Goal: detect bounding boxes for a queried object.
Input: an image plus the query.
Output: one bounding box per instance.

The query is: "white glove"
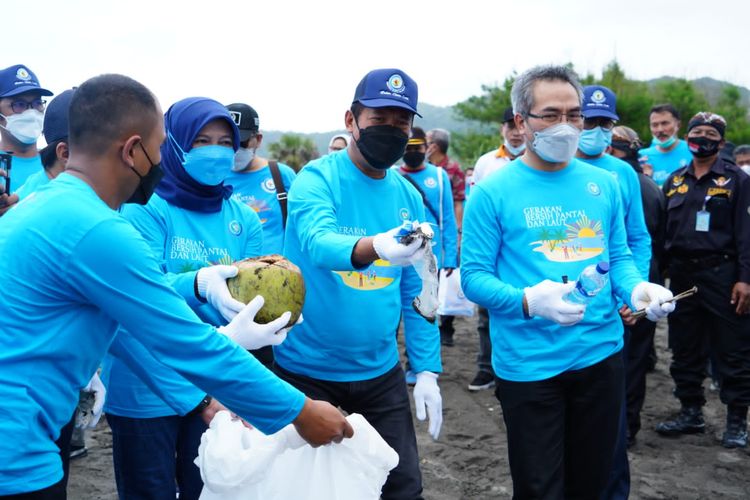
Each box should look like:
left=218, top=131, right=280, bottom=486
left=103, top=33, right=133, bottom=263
left=197, top=265, right=246, bottom=322
left=82, top=372, right=106, bottom=429
left=217, top=295, right=291, bottom=350
left=631, top=282, right=675, bottom=321
left=373, top=221, right=425, bottom=266
left=413, top=371, right=442, bottom=440
left=524, top=280, right=585, bottom=326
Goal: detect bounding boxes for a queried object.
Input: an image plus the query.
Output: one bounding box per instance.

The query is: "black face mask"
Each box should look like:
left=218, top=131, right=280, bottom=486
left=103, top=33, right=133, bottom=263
left=126, top=142, right=164, bottom=205
left=353, top=121, right=409, bottom=170
left=688, top=136, right=721, bottom=159
left=402, top=151, right=425, bottom=168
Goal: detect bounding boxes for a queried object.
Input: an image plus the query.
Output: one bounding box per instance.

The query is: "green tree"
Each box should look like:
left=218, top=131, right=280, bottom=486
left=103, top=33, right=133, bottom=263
left=714, top=85, right=750, bottom=145
left=268, top=134, right=319, bottom=171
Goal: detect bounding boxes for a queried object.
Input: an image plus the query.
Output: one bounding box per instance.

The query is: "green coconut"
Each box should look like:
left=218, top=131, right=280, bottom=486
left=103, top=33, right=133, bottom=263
left=226, top=255, right=306, bottom=327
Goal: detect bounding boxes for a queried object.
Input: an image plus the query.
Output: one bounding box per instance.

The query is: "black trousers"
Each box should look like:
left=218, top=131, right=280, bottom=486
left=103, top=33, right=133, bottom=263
left=625, top=319, right=657, bottom=438
left=274, top=362, right=423, bottom=500
left=0, top=481, right=66, bottom=500
left=668, top=261, right=750, bottom=407
left=495, top=352, right=624, bottom=500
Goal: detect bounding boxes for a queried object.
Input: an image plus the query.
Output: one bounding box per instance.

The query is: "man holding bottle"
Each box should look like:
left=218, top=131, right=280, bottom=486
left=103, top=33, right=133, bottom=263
left=461, top=65, right=675, bottom=500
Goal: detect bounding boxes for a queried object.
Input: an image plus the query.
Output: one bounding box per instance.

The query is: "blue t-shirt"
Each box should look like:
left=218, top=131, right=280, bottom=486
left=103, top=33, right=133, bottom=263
left=276, top=150, right=442, bottom=381
left=14, top=168, right=50, bottom=200
left=638, top=140, right=692, bottom=187
left=102, top=194, right=264, bottom=418
left=578, top=154, right=651, bottom=281
left=460, top=159, right=643, bottom=382
left=0, top=174, right=304, bottom=494
left=398, top=163, right=459, bottom=268
left=0, top=153, right=43, bottom=194
left=227, top=163, right=296, bottom=254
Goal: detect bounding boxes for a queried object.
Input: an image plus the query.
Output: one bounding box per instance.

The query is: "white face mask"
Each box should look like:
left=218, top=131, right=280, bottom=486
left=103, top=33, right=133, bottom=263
left=233, top=147, right=256, bottom=172
left=741, top=165, right=750, bottom=175
left=2, top=109, right=44, bottom=145
left=530, top=123, right=581, bottom=163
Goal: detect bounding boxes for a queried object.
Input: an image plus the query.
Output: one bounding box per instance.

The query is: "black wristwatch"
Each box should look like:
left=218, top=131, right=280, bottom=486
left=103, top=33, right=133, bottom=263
left=188, top=395, right=212, bottom=416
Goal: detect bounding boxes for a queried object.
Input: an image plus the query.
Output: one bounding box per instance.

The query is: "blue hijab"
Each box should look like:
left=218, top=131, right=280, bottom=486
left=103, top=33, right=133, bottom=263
left=155, top=97, right=240, bottom=213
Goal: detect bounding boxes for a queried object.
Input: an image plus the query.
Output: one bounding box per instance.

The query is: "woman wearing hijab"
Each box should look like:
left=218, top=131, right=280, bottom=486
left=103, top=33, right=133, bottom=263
left=101, top=97, right=293, bottom=499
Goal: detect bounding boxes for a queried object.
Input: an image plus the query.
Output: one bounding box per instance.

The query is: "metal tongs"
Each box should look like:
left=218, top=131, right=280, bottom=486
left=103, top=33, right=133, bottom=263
left=631, top=286, right=698, bottom=320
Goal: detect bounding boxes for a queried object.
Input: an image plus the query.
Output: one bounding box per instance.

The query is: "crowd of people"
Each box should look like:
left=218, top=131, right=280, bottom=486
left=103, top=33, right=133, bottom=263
left=0, top=61, right=747, bottom=500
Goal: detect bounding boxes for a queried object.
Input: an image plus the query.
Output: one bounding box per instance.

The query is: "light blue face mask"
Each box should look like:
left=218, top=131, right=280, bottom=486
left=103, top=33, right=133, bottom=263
left=504, top=139, right=526, bottom=157
left=578, top=127, right=613, bottom=156
left=531, top=123, right=581, bottom=163
left=170, top=132, right=235, bottom=185
left=653, top=135, right=677, bottom=149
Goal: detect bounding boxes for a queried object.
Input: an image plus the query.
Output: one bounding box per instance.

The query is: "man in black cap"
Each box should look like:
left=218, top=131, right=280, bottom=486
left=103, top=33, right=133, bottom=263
left=15, top=89, right=75, bottom=200
left=274, top=68, right=442, bottom=499
left=0, top=64, right=54, bottom=201
left=656, top=111, right=750, bottom=448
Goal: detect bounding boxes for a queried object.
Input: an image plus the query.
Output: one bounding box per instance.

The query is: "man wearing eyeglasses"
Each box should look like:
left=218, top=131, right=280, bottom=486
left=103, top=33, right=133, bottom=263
left=461, top=65, right=675, bottom=499
left=0, top=65, right=53, bottom=210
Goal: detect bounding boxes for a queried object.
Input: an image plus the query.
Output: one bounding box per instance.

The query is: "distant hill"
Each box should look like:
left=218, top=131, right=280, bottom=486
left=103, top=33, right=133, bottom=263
left=259, top=77, right=749, bottom=157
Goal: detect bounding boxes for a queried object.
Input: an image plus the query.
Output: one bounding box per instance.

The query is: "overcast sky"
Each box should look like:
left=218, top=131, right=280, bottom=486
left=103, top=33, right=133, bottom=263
left=13, top=0, right=749, bottom=132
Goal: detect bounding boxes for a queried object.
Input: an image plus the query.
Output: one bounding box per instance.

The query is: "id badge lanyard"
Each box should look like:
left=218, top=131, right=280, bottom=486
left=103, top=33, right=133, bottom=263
left=695, top=195, right=711, bottom=232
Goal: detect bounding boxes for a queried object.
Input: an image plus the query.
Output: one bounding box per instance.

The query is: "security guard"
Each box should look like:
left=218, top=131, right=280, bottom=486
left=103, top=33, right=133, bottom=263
left=657, top=112, right=750, bottom=448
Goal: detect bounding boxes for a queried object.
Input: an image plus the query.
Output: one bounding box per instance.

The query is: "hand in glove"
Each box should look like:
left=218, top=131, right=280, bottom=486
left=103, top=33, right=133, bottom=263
left=196, top=265, right=245, bottom=322
left=80, top=372, right=106, bottom=429
left=631, top=282, right=675, bottom=321
left=524, top=280, right=585, bottom=326
left=217, top=295, right=291, bottom=350
left=373, top=221, right=425, bottom=266
left=413, top=371, right=442, bottom=440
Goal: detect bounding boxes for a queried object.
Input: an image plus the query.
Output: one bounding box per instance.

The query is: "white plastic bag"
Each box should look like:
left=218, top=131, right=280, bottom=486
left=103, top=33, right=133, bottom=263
left=196, top=411, right=399, bottom=500
left=437, top=268, right=475, bottom=317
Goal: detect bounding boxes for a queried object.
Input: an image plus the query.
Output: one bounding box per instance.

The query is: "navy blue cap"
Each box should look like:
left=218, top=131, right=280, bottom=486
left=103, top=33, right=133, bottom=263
left=43, top=89, right=75, bottom=143
left=0, top=64, right=53, bottom=98
left=582, top=85, right=619, bottom=121
left=352, top=68, right=421, bottom=117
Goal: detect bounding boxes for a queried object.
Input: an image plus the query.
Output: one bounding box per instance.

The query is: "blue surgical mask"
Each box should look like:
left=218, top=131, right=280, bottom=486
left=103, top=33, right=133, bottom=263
left=530, top=123, right=581, bottom=163
left=578, top=127, right=613, bottom=156
left=504, top=139, right=526, bottom=157
left=170, top=133, right=234, bottom=185
left=654, top=135, right=676, bottom=149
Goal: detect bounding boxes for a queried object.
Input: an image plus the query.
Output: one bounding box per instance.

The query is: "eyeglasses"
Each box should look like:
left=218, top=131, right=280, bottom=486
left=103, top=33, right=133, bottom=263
left=526, top=111, right=584, bottom=125
left=583, top=117, right=616, bottom=131
left=9, top=98, right=46, bottom=114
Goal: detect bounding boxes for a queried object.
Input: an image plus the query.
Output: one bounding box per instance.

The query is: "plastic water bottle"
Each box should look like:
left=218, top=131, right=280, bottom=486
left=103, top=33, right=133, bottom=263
left=564, top=262, right=610, bottom=305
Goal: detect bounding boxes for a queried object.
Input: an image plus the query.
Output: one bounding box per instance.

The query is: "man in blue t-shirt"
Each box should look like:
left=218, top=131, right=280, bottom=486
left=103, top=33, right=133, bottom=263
left=638, top=104, right=693, bottom=187
left=461, top=65, right=675, bottom=500
left=275, top=68, right=442, bottom=500
left=0, top=74, right=352, bottom=497
left=0, top=64, right=53, bottom=215
left=576, top=84, right=652, bottom=499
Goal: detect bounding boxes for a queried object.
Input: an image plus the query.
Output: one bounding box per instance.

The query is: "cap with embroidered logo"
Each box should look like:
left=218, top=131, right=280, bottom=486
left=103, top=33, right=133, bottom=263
left=0, top=64, right=53, bottom=98
left=352, top=68, right=421, bottom=117
left=226, top=103, right=259, bottom=142
left=582, top=85, right=619, bottom=121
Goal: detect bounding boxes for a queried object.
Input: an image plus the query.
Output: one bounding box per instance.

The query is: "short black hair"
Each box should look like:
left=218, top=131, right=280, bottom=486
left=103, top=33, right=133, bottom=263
left=39, top=139, right=63, bottom=169
left=351, top=102, right=365, bottom=120
left=69, top=74, right=158, bottom=155
left=410, top=126, right=426, bottom=142
left=650, top=103, right=680, bottom=120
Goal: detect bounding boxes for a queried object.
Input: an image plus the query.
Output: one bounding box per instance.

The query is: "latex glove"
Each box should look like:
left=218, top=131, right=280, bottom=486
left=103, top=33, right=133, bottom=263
left=413, top=371, right=442, bottom=440
left=217, top=295, right=291, bottom=350
left=196, top=265, right=245, bottom=322
left=631, top=282, right=675, bottom=321
left=82, top=372, right=106, bottom=429
left=373, top=221, right=425, bottom=266
left=278, top=313, right=304, bottom=336
left=524, top=280, right=585, bottom=326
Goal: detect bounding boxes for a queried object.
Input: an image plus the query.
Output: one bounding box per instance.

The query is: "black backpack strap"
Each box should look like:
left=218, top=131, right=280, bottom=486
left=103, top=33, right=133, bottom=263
left=400, top=172, right=440, bottom=222
left=268, top=160, right=288, bottom=228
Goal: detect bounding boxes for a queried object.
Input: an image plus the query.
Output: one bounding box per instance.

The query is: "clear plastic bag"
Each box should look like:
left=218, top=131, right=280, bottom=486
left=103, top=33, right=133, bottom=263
left=197, top=412, right=399, bottom=500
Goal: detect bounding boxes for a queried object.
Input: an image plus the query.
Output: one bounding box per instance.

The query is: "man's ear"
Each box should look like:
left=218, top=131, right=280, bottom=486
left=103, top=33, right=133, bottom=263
left=56, top=141, right=69, bottom=164
left=121, top=135, right=142, bottom=169
left=345, top=110, right=356, bottom=135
